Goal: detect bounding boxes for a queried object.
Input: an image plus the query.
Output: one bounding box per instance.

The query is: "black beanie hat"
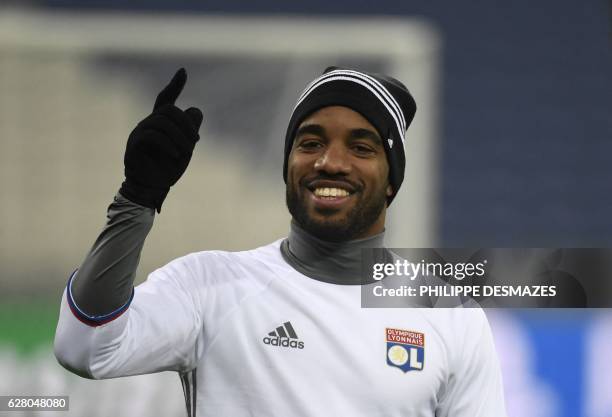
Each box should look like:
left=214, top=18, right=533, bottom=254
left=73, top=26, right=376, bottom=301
left=282, top=66, right=417, bottom=204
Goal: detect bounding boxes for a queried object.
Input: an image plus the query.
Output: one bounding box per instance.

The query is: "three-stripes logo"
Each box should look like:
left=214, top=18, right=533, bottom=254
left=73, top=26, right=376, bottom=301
left=263, top=321, right=304, bottom=349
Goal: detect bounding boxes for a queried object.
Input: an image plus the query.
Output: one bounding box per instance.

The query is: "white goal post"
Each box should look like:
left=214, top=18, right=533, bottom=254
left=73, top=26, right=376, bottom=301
left=0, top=9, right=440, bottom=292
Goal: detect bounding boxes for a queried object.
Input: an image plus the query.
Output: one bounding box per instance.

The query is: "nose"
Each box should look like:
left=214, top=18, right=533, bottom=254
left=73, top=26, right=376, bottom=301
left=314, top=142, right=351, bottom=175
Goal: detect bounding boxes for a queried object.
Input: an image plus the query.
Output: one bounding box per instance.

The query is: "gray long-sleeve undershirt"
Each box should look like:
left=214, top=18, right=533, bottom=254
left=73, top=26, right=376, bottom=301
left=71, top=192, right=154, bottom=316
left=70, top=193, right=422, bottom=316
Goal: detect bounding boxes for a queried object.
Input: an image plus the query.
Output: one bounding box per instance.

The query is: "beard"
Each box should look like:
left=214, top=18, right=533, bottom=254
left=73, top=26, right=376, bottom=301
left=286, top=178, right=387, bottom=242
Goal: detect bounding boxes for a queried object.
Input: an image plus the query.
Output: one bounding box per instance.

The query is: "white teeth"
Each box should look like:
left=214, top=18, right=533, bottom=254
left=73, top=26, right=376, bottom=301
left=314, top=187, right=350, bottom=198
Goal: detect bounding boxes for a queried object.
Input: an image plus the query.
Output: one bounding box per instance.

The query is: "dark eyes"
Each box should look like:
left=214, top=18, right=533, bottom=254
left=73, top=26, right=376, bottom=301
left=297, top=139, right=323, bottom=150
left=296, top=139, right=376, bottom=156
left=352, top=144, right=375, bottom=155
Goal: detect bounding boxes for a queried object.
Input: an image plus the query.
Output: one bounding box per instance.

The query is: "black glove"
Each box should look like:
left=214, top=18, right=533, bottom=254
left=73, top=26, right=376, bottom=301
left=119, top=68, right=203, bottom=212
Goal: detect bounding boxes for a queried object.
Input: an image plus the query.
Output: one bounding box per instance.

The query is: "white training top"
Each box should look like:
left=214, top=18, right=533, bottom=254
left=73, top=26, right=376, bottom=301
left=54, top=239, right=506, bottom=417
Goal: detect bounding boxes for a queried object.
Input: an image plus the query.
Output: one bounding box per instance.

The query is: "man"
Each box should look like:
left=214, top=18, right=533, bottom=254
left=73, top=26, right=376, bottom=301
left=54, top=67, right=506, bottom=416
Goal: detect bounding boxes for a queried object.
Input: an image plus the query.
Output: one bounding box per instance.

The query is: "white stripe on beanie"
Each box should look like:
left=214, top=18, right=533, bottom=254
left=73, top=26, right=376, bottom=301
left=298, top=69, right=406, bottom=130
left=294, top=69, right=406, bottom=144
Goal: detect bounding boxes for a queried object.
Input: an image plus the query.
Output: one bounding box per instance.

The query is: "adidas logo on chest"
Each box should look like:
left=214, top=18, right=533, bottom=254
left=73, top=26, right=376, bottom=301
left=262, top=321, right=304, bottom=349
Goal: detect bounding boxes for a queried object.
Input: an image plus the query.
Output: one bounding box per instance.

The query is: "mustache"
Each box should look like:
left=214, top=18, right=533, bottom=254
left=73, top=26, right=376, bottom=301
left=301, top=174, right=362, bottom=192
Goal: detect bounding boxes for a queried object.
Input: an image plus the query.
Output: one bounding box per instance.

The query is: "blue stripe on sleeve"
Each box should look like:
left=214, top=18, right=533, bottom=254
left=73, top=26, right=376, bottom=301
left=66, top=269, right=134, bottom=327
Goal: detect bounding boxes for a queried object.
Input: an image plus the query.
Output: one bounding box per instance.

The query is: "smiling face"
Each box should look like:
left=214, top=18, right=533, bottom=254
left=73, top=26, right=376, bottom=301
left=286, top=106, right=393, bottom=242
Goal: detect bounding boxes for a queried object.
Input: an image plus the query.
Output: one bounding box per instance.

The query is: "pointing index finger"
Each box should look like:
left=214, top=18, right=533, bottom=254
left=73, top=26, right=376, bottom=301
left=154, top=68, right=187, bottom=111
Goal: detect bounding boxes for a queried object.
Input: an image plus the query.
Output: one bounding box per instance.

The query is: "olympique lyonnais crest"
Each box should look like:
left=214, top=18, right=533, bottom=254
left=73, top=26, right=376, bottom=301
left=386, top=328, right=425, bottom=373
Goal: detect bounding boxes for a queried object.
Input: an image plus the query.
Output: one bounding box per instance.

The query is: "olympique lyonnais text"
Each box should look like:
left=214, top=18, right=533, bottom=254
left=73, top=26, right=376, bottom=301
left=372, top=285, right=557, bottom=298
left=386, top=328, right=424, bottom=346
left=372, top=260, right=487, bottom=281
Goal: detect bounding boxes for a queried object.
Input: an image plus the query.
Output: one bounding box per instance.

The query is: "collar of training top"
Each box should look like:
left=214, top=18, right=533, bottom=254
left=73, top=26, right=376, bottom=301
left=280, top=221, right=393, bottom=285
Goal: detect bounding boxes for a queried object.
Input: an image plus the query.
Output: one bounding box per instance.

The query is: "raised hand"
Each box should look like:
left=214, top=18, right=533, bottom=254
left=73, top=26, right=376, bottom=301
left=119, top=68, right=203, bottom=212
